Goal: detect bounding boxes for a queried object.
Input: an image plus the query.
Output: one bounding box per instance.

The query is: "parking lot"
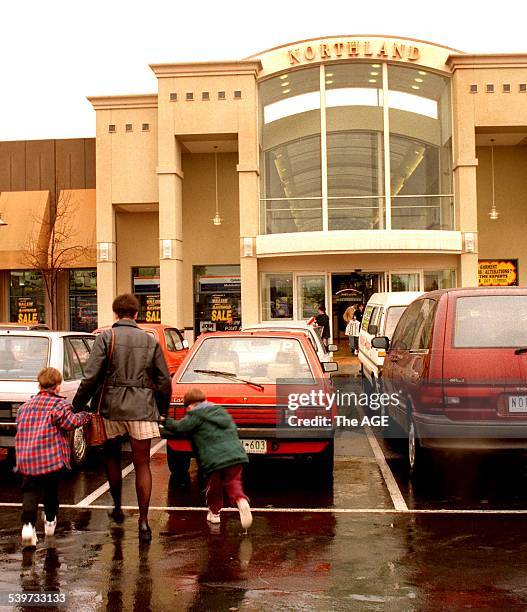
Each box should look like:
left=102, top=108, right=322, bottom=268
left=1, top=369, right=527, bottom=611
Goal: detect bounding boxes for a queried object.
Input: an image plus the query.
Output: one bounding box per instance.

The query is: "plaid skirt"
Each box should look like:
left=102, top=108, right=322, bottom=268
left=103, top=418, right=160, bottom=440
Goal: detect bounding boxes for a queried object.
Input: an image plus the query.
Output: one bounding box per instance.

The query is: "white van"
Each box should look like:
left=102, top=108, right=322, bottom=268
left=358, top=292, right=423, bottom=388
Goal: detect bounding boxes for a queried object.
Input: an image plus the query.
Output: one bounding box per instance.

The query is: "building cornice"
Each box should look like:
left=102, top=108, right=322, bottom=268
left=87, top=94, right=158, bottom=110
left=447, top=53, right=527, bottom=69
left=149, top=60, right=262, bottom=78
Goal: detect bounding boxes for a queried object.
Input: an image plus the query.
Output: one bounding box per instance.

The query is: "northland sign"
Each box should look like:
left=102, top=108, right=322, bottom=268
left=288, top=40, right=421, bottom=65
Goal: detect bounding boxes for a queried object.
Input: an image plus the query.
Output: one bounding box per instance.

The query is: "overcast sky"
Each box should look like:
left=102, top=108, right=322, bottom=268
left=1, top=0, right=526, bottom=141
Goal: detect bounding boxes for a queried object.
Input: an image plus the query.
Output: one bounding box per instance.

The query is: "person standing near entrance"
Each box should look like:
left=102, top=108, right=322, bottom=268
left=72, top=293, right=171, bottom=542
left=314, top=304, right=331, bottom=348
left=355, top=303, right=365, bottom=324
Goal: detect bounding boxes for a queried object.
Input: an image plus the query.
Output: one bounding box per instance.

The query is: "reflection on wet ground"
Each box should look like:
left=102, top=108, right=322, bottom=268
left=1, top=508, right=527, bottom=610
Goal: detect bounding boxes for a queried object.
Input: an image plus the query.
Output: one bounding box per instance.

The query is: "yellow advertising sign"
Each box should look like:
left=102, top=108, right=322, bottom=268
left=478, top=260, right=518, bottom=287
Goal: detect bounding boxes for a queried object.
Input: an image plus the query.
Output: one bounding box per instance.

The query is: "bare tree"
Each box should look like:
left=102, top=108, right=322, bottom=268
left=22, top=191, right=92, bottom=330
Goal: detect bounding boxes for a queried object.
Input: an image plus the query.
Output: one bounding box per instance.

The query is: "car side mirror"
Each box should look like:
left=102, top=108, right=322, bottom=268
left=371, top=336, right=389, bottom=350
left=322, top=362, right=338, bottom=373
left=327, top=344, right=338, bottom=352
left=367, top=324, right=378, bottom=335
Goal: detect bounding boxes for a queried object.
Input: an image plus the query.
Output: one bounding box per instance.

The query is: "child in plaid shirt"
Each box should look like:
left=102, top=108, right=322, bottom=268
left=15, top=367, right=91, bottom=548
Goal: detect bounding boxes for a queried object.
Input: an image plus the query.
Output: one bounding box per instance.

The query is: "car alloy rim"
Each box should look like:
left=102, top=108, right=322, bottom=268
left=73, top=427, right=87, bottom=462
left=408, top=421, right=416, bottom=470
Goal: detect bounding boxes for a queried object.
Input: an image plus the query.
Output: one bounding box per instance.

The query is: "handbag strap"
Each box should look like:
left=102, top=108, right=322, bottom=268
left=95, top=329, right=115, bottom=416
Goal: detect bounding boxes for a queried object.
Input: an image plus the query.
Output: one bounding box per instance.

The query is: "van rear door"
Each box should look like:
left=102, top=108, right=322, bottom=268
left=443, top=292, right=527, bottom=421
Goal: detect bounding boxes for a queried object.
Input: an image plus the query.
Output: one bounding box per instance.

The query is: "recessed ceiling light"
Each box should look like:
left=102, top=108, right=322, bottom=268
left=415, top=78, right=423, bottom=83
left=279, top=74, right=288, bottom=80
left=370, top=71, right=379, bottom=76
left=326, top=80, right=333, bottom=85
left=369, top=79, right=377, bottom=83
left=326, top=72, right=334, bottom=77
left=412, top=85, right=420, bottom=90
left=282, top=89, right=291, bottom=94
left=418, top=70, right=426, bottom=75
left=372, top=64, right=381, bottom=68
left=281, top=81, right=289, bottom=87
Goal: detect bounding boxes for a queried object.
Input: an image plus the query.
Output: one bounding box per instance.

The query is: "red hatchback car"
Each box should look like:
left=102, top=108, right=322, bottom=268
left=93, top=323, right=189, bottom=377
left=166, top=330, right=338, bottom=476
left=374, top=287, right=527, bottom=476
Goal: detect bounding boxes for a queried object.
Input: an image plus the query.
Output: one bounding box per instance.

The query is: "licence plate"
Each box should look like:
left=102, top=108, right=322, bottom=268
left=508, top=396, right=527, bottom=413
left=241, top=439, right=267, bottom=454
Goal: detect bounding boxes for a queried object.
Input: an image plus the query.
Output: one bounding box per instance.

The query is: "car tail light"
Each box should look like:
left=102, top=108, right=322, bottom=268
left=416, top=384, right=444, bottom=414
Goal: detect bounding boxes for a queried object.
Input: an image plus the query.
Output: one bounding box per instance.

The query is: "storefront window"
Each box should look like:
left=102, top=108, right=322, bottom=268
left=9, top=271, right=45, bottom=324
left=258, top=63, right=453, bottom=234
left=261, top=273, right=294, bottom=320
left=132, top=267, right=161, bottom=323
left=424, top=270, right=455, bottom=291
left=297, top=275, right=325, bottom=320
left=260, top=68, right=322, bottom=234
left=69, top=269, right=97, bottom=332
left=390, top=273, right=420, bottom=292
left=194, top=265, right=241, bottom=334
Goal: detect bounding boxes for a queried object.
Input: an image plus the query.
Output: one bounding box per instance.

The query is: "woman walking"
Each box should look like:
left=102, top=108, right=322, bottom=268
left=73, top=294, right=171, bottom=541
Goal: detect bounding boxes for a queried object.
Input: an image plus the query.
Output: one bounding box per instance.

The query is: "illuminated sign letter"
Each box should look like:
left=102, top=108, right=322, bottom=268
left=320, top=43, right=331, bottom=58
left=408, top=46, right=420, bottom=61
left=334, top=42, right=344, bottom=57
left=288, top=49, right=301, bottom=65
left=363, top=41, right=373, bottom=56
left=304, top=45, right=316, bottom=61
left=377, top=43, right=389, bottom=58
left=347, top=41, right=360, bottom=56
left=392, top=43, right=405, bottom=59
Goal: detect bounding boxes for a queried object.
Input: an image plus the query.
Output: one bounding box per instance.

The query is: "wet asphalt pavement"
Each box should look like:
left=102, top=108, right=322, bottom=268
left=1, top=375, right=527, bottom=609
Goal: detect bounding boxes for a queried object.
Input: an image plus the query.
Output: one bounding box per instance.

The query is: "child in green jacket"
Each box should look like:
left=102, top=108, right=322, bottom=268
left=162, top=388, right=252, bottom=529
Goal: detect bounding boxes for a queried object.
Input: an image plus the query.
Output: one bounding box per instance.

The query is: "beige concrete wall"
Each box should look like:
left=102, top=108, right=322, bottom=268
left=115, top=212, right=159, bottom=295
left=476, top=145, right=527, bottom=285
left=181, top=152, right=240, bottom=327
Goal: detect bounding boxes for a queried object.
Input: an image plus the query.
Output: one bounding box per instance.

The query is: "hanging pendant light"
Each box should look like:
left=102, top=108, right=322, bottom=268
left=212, top=147, right=222, bottom=226
left=489, top=139, right=499, bottom=220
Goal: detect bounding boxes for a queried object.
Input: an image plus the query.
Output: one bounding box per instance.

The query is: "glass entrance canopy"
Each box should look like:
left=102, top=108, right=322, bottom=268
left=259, top=63, right=453, bottom=234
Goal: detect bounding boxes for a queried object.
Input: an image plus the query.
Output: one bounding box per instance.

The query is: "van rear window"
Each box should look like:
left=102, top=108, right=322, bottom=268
left=384, top=306, right=406, bottom=338
left=454, top=296, right=527, bottom=348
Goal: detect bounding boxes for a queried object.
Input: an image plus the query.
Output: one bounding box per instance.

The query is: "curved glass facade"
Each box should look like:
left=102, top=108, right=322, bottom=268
left=259, top=62, right=453, bottom=234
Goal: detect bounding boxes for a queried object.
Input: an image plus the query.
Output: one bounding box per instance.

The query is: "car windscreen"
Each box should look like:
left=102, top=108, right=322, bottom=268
left=383, top=306, right=406, bottom=339
left=454, top=295, right=527, bottom=348
left=180, top=336, right=315, bottom=384
left=0, top=336, right=50, bottom=380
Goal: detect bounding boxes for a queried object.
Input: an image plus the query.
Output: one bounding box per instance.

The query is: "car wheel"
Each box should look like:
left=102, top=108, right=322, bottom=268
left=70, top=427, right=88, bottom=468
left=167, top=447, right=191, bottom=476
left=408, top=417, right=429, bottom=479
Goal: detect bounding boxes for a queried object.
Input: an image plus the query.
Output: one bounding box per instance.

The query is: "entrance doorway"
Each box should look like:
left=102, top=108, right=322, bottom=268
left=331, top=272, right=382, bottom=345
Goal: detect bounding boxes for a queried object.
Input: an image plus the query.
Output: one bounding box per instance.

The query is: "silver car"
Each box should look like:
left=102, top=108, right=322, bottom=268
left=242, top=321, right=337, bottom=363
left=0, top=330, right=95, bottom=467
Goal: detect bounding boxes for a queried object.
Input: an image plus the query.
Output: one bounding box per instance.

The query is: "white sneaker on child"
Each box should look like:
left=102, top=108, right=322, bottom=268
left=207, top=511, right=221, bottom=524
left=236, top=498, right=253, bottom=530
left=42, top=512, right=57, bottom=537
left=21, top=523, right=37, bottom=548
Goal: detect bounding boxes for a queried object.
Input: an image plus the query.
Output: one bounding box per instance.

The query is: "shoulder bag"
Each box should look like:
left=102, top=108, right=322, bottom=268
left=87, top=329, right=115, bottom=446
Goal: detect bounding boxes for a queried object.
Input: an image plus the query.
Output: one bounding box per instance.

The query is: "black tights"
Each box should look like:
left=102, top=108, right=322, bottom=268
left=103, top=437, right=152, bottom=525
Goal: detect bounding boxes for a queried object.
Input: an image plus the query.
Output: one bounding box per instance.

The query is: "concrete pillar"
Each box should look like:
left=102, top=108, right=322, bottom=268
left=238, top=105, right=260, bottom=326
left=451, top=70, right=479, bottom=288
left=158, top=137, right=184, bottom=328
left=95, top=203, right=116, bottom=327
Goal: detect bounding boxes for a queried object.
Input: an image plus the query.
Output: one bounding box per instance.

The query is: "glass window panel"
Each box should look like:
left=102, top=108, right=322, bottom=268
left=424, top=270, right=455, bottom=292
left=0, top=337, right=49, bottom=381
left=9, top=271, right=46, bottom=324
left=261, top=274, right=293, bottom=320
left=390, top=273, right=420, bottom=292
left=297, top=276, right=325, bottom=320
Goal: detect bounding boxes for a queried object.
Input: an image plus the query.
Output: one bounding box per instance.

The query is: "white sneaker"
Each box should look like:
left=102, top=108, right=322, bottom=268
left=236, top=498, right=253, bottom=530
left=206, top=511, right=221, bottom=524
left=21, top=523, right=37, bottom=548
left=43, top=513, right=57, bottom=537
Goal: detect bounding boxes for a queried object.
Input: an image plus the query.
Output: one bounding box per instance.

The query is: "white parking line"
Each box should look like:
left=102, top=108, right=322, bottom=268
left=74, top=438, right=166, bottom=507
left=361, top=424, right=408, bottom=512
left=2, top=502, right=527, bottom=514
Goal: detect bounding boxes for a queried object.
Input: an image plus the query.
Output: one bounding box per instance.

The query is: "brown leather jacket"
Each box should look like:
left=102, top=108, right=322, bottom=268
left=72, top=318, right=171, bottom=421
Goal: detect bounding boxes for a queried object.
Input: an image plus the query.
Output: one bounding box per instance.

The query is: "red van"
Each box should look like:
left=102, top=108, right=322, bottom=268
left=166, top=330, right=338, bottom=476
left=373, top=287, right=527, bottom=476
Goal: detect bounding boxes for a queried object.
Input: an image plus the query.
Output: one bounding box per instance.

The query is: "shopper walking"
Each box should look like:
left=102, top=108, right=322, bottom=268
left=16, top=367, right=92, bottom=548
left=314, top=304, right=331, bottom=348
left=161, top=388, right=252, bottom=530
left=72, top=293, right=171, bottom=542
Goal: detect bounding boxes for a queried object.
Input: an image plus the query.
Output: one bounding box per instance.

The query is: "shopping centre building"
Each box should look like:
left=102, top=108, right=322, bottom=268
left=0, top=35, right=526, bottom=340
